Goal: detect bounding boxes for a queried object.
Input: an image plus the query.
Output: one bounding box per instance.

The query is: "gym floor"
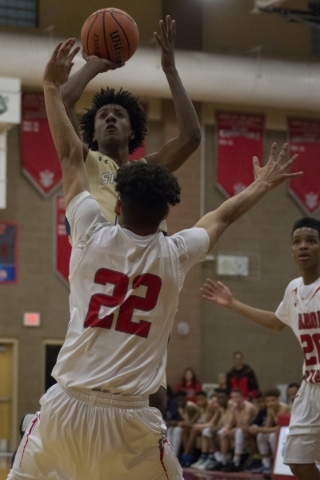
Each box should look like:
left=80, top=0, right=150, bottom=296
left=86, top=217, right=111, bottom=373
left=183, top=470, right=264, bottom=480
left=0, top=455, right=265, bottom=480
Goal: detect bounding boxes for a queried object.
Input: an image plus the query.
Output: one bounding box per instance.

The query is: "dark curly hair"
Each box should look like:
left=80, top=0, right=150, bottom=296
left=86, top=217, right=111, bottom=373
left=80, top=88, right=148, bottom=154
left=115, top=161, right=181, bottom=228
left=292, top=217, right=320, bottom=238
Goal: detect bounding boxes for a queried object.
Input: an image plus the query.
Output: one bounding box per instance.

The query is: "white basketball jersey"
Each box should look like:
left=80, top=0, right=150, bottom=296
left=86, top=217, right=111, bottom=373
left=276, top=276, right=320, bottom=383
left=52, top=192, right=209, bottom=396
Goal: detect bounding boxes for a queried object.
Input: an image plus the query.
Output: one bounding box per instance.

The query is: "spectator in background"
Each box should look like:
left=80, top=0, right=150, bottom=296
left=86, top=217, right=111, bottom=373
left=180, top=391, right=215, bottom=467
left=286, top=383, right=300, bottom=406
left=251, top=388, right=290, bottom=477
left=165, top=391, right=200, bottom=457
left=175, top=367, right=202, bottom=403
left=190, top=389, right=229, bottom=470
left=214, top=388, right=257, bottom=473
left=226, top=352, right=259, bottom=400
left=246, top=392, right=267, bottom=471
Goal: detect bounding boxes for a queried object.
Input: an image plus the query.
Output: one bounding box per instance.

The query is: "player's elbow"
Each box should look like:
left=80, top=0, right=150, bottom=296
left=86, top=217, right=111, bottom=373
left=271, top=319, right=285, bottom=332
left=182, top=126, right=201, bottom=152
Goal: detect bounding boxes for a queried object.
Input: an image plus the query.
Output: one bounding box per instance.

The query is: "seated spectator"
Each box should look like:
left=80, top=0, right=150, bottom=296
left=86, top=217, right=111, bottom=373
left=226, top=351, right=259, bottom=400
left=246, top=392, right=267, bottom=471
left=175, top=367, right=202, bottom=403
left=165, top=390, right=200, bottom=456
left=250, top=388, right=290, bottom=477
left=286, top=382, right=300, bottom=407
left=190, top=389, right=229, bottom=470
left=213, top=388, right=257, bottom=472
left=179, top=391, right=216, bottom=467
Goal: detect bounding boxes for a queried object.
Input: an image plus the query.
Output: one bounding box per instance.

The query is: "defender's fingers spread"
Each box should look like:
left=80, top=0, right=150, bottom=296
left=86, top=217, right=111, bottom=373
left=269, top=142, right=277, bottom=160
left=280, top=142, right=288, bottom=155
left=252, top=156, right=259, bottom=171
left=287, top=154, right=299, bottom=164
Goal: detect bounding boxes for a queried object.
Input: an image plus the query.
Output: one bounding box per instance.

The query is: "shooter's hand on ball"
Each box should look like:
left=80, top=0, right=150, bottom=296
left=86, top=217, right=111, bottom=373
left=81, top=50, right=125, bottom=72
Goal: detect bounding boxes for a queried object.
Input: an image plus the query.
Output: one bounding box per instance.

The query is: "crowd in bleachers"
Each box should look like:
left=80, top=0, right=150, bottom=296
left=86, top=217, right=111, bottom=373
left=164, top=353, right=300, bottom=478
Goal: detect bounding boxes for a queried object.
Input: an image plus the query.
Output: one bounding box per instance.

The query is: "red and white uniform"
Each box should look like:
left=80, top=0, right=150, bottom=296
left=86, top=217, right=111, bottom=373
left=53, top=192, right=209, bottom=395
left=9, top=192, right=209, bottom=480
left=276, top=276, right=320, bottom=384
left=275, top=276, right=320, bottom=464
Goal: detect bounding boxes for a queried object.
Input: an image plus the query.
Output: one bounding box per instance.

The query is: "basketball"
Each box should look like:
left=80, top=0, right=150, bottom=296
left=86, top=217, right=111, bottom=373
left=81, top=8, right=139, bottom=63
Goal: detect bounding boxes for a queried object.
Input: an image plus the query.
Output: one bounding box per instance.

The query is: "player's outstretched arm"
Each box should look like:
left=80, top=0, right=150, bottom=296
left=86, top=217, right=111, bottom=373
left=201, top=278, right=285, bottom=331
left=201, top=279, right=285, bottom=331
left=195, top=143, right=302, bottom=250
left=145, top=15, right=201, bottom=172
left=43, top=39, right=89, bottom=208
left=60, top=50, right=124, bottom=157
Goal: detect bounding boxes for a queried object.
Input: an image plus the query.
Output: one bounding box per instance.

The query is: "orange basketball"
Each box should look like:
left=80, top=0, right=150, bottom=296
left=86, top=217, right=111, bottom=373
left=81, top=8, right=139, bottom=63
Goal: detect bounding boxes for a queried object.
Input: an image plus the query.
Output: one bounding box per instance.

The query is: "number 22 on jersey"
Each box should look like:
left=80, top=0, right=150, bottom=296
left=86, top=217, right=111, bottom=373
left=84, top=268, right=162, bottom=338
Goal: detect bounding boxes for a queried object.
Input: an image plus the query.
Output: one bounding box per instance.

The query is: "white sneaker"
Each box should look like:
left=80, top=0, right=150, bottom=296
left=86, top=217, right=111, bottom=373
left=190, top=456, right=208, bottom=469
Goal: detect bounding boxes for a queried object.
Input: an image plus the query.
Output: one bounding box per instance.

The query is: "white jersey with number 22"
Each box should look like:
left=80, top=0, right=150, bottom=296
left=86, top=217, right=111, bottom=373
left=52, top=192, right=209, bottom=396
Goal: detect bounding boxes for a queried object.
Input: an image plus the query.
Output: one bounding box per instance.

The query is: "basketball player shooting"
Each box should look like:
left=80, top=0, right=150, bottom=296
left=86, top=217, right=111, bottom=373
left=8, top=39, right=302, bottom=480
left=202, top=219, right=320, bottom=480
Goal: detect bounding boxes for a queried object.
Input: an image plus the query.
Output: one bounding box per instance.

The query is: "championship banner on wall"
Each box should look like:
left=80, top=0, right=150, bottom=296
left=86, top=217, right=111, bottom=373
left=0, top=222, right=18, bottom=284
left=216, top=111, right=265, bottom=198
left=54, top=195, right=71, bottom=287
left=21, top=93, right=62, bottom=197
left=288, top=118, right=320, bottom=215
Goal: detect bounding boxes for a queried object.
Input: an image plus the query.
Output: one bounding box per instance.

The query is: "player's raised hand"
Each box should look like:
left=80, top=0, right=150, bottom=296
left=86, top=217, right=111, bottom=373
left=201, top=279, right=234, bottom=308
left=81, top=50, right=125, bottom=72
left=154, top=15, right=176, bottom=71
left=43, top=38, right=80, bottom=87
left=253, top=142, right=303, bottom=190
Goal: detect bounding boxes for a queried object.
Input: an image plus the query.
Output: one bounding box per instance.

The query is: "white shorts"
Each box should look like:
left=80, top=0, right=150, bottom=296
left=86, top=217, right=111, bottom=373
left=8, top=384, right=183, bottom=480
left=284, top=381, right=320, bottom=464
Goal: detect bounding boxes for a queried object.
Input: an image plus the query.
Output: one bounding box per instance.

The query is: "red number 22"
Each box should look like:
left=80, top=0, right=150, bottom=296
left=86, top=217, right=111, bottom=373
left=84, top=268, right=162, bottom=338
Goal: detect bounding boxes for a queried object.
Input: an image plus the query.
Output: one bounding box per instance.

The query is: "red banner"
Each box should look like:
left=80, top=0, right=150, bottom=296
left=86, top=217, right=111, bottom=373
left=288, top=118, right=320, bottom=215
left=0, top=222, right=18, bottom=284
left=54, top=195, right=71, bottom=287
left=216, top=111, right=265, bottom=198
left=21, top=93, right=62, bottom=197
left=129, top=144, right=146, bottom=161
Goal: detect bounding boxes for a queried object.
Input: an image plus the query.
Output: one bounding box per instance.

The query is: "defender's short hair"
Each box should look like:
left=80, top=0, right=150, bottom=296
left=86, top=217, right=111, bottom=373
left=80, top=87, right=147, bottom=154
left=115, top=161, right=180, bottom=228
left=292, top=217, right=320, bottom=238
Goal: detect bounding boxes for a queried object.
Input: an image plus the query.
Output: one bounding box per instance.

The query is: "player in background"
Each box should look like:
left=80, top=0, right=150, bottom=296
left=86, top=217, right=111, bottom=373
left=8, top=39, right=301, bottom=480
left=61, top=15, right=201, bottom=411
left=202, top=217, right=320, bottom=480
